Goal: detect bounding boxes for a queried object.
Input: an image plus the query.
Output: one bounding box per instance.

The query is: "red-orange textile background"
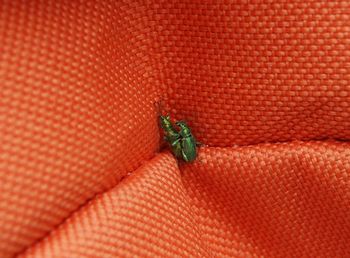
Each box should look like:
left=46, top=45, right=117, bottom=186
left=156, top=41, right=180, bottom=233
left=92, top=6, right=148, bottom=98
left=0, top=1, right=349, bottom=257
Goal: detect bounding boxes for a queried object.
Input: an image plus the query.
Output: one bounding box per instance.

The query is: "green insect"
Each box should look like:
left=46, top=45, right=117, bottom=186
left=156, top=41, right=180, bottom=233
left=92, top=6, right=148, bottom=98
left=174, top=121, right=198, bottom=162
left=159, top=115, right=182, bottom=158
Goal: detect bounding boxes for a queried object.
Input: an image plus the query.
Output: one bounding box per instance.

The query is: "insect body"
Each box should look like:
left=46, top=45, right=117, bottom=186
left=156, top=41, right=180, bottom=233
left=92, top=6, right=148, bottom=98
left=159, top=115, right=182, bottom=158
left=175, top=121, right=197, bottom=162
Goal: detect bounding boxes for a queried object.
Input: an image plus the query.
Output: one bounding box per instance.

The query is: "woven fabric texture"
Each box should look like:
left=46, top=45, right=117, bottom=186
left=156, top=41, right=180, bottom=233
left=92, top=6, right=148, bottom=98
left=21, top=142, right=350, bottom=258
left=0, top=0, right=349, bottom=257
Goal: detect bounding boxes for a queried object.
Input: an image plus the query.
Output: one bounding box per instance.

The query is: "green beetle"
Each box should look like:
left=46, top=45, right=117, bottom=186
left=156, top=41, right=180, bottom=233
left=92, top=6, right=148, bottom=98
left=174, top=121, right=197, bottom=162
left=159, top=115, right=182, bottom=158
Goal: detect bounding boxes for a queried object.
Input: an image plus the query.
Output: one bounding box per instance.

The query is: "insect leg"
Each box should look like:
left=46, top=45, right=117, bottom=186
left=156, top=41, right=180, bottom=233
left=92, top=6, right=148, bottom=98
left=181, top=149, right=190, bottom=162
left=171, top=138, right=181, bottom=146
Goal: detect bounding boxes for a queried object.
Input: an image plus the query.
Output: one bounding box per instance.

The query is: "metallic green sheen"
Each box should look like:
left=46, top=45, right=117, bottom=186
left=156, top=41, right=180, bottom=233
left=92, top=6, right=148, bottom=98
left=175, top=121, right=197, bottom=162
left=159, top=115, right=182, bottom=158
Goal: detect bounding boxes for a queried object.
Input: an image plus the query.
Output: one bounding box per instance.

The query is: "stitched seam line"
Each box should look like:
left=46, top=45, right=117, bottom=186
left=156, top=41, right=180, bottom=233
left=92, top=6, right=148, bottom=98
left=15, top=138, right=350, bottom=256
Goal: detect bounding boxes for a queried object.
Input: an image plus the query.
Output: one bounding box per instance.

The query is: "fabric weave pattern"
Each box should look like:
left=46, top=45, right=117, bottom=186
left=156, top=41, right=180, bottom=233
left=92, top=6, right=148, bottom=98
left=0, top=1, right=349, bottom=257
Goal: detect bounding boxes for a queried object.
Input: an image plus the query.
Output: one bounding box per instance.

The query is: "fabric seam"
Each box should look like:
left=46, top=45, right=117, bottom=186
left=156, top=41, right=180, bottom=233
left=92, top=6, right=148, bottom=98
left=15, top=138, right=350, bottom=256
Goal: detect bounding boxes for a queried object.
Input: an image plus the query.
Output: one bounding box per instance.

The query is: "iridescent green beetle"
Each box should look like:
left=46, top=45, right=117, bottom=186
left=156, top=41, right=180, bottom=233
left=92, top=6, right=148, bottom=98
left=174, top=121, right=197, bottom=162
left=159, top=115, right=182, bottom=158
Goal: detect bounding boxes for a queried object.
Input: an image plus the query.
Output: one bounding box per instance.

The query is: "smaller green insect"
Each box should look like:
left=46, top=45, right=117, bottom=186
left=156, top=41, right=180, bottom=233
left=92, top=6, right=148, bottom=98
left=159, top=115, right=182, bottom=159
left=173, top=121, right=198, bottom=162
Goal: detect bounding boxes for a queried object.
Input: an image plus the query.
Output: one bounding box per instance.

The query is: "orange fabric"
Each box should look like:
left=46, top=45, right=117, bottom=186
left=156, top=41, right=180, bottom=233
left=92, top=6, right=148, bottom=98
left=0, top=1, right=349, bottom=258
left=19, top=143, right=350, bottom=258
